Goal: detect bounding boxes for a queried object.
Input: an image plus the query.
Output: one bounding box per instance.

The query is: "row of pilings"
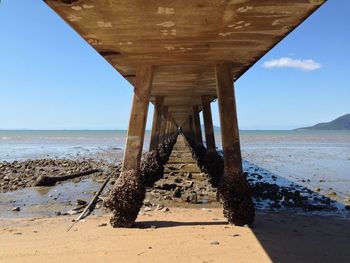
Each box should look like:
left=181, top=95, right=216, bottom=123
left=104, top=132, right=179, bottom=227
left=183, top=132, right=255, bottom=226
left=105, top=129, right=254, bottom=227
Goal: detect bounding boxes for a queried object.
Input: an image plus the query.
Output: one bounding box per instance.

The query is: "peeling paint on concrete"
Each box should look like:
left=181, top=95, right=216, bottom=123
left=118, top=42, right=133, bottom=45
left=161, top=29, right=169, bottom=36
left=67, top=14, right=82, bottom=22
left=97, top=21, right=113, bottom=28
left=237, top=6, right=253, bottom=13
left=157, top=21, right=175, bottom=28
left=87, top=38, right=102, bottom=45
left=157, top=7, right=175, bottom=15
left=71, top=6, right=82, bottom=11
left=309, top=0, right=324, bottom=5
left=82, top=4, right=94, bottom=9
left=272, top=19, right=280, bottom=26
left=218, top=32, right=233, bottom=37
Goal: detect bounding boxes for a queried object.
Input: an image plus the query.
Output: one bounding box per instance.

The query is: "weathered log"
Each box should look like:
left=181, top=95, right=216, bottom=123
left=34, top=169, right=101, bottom=186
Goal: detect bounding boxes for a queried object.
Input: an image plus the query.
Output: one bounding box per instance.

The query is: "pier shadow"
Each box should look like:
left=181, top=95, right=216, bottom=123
left=136, top=220, right=228, bottom=229
left=243, top=160, right=350, bottom=262
left=252, top=211, right=350, bottom=262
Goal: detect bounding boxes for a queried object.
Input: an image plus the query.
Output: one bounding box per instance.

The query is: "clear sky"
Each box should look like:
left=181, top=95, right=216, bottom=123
left=0, top=0, right=349, bottom=130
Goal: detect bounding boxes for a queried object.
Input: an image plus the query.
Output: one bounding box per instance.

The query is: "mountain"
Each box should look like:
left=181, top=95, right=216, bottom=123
left=298, top=114, right=350, bottom=130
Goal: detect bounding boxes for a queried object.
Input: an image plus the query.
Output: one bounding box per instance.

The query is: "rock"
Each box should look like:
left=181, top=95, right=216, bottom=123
left=172, top=187, right=182, bottom=198
left=67, top=209, right=79, bottom=215
left=174, top=177, right=182, bottom=183
left=55, top=211, right=62, bottom=216
left=156, top=204, right=164, bottom=210
left=210, top=241, right=220, bottom=245
left=161, top=207, right=170, bottom=212
left=229, top=234, right=240, bottom=237
left=143, top=200, right=152, bottom=207
left=315, top=188, right=321, bottom=192
left=186, top=181, right=194, bottom=188
left=186, top=172, right=192, bottom=179
left=163, top=195, right=172, bottom=200
left=344, top=205, right=350, bottom=210
left=158, top=183, right=177, bottom=191
left=188, top=192, right=197, bottom=204
left=143, top=207, right=152, bottom=212
left=97, top=223, right=107, bottom=227
left=12, top=206, right=20, bottom=212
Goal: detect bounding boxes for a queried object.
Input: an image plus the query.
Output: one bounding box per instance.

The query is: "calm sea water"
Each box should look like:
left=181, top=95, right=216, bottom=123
left=1, top=129, right=350, bottom=197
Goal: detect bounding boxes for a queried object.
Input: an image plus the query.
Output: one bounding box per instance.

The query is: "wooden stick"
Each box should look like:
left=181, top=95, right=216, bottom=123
left=67, top=175, right=111, bottom=232
left=34, top=169, right=101, bottom=186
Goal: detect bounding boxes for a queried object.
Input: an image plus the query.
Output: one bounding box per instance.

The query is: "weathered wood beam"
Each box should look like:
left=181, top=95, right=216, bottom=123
left=215, top=63, right=242, bottom=173
left=122, top=66, right=153, bottom=171
left=215, top=62, right=254, bottom=226
left=159, top=106, right=168, bottom=143
left=165, top=113, right=171, bottom=140
left=188, top=115, right=194, bottom=137
left=201, top=96, right=216, bottom=152
left=193, top=105, right=203, bottom=145
left=149, top=96, right=164, bottom=151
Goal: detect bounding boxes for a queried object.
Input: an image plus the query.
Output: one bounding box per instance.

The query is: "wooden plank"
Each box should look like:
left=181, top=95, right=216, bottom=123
left=202, top=96, right=216, bottom=152
left=122, top=66, right=153, bottom=171
left=149, top=96, right=164, bottom=150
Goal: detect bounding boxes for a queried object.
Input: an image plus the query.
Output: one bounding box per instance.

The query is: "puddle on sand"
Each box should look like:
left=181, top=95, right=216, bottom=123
left=0, top=179, right=107, bottom=219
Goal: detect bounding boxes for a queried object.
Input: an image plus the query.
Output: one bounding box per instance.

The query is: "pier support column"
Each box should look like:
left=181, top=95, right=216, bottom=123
left=149, top=96, right=164, bottom=151
left=165, top=114, right=171, bottom=141
left=122, top=66, right=154, bottom=171
left=201, top=96, right=216, bottom=152
left=188, top=115, right=194, bottom=138
left=193, top=106, right=203, bottom=145
left=106, top=65, right=154, bottom=228
left=215, top=62, right=254, bottom=226
left=159, top=106, right=168, bottom=143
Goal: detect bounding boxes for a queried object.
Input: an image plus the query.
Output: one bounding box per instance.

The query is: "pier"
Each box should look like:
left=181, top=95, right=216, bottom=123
left=43, top=0, right=326, bottom=227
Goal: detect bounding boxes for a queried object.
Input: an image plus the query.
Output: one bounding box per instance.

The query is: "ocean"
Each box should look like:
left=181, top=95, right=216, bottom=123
left=1, top=129, right=350, bottom=199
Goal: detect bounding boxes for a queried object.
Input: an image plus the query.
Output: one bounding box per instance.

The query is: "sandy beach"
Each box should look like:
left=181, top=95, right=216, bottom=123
left=1, top=208, right=349, bottom=263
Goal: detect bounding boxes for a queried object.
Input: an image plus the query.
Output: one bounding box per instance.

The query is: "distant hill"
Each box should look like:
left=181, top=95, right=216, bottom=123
left=298, top=114, right=350, bottom=130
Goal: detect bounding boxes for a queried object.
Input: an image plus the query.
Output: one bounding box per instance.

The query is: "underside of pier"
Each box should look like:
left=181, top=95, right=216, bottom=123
left=44, top=0, right=326, bottom=226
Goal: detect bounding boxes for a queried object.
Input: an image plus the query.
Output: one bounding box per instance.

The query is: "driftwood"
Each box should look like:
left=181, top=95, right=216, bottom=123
left=34, top=169, right=101, bottom=186
left=67, top=175, right=110, bottom=232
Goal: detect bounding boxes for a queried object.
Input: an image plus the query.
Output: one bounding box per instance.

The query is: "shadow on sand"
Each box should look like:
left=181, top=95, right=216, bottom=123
left=137, top=160, right=350, bottom=262
left=245, top=161, right=350, bottom=262
left=136, top=220, right=228, bottom=229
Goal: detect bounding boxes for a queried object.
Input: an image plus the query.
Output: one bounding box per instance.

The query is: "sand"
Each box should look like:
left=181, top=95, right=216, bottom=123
left=1, top=208, right=349, bottom=263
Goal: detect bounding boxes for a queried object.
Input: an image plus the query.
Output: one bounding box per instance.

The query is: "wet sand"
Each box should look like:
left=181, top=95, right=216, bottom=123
left=0, top=208, right=349, bottom=263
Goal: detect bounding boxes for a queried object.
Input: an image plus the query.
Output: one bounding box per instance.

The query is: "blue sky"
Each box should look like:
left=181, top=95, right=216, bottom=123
left=0, top=0, right=349, bottom=130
